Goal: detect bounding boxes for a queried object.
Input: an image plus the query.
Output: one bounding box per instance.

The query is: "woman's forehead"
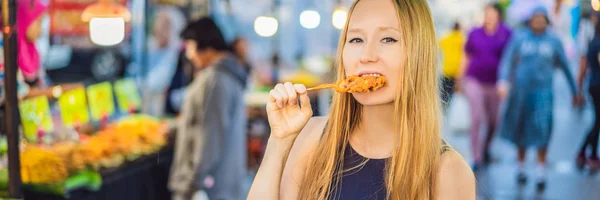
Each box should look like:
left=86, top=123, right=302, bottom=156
left=347, top=0, right=399, bottom=30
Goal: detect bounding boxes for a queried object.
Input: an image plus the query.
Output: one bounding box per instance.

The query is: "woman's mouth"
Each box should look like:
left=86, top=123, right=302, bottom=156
left=359, top=73, right=383, bottom=78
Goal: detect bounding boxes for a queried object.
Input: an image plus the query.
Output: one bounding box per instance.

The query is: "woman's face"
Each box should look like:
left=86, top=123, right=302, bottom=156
left=342, top=0, right=405, bottom=105
left=483, top=6, right=499, bottom=27
left=26, top=16, right=44, bottom=42
left=530, top=13, right=548, bottom=32
left=153, top=12, right=171, bottom=48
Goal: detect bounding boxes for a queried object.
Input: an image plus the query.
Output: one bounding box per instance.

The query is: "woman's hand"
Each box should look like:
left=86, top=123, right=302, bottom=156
left=573, top=93, right=585, bottom=107
left=453, top=78, right=462, bottom=93
left=267, top=82, right=313, bottom=141
left=497, top=82, right=509, bottom=101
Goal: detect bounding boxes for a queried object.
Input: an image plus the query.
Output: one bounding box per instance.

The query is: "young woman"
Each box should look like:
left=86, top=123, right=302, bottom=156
left=497, top=7, right=579, bottom=191
left=458, top=3, right=512, bottom=170
left=17, top=0, right=47, bottom=86
left=576, top=12, right=600, bottom=170
left=247, top=0, right=475, bottom=199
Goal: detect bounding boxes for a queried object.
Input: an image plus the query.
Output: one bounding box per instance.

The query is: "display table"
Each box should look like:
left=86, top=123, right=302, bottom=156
left=23, top=146, right=174, bottom=200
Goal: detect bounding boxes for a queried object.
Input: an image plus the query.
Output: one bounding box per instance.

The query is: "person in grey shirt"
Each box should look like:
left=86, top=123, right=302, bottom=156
left=168, top=17, right=248, bottom=200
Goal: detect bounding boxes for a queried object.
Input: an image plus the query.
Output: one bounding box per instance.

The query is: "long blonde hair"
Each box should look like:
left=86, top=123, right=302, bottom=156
left=298, top=0, right=442, bottom=199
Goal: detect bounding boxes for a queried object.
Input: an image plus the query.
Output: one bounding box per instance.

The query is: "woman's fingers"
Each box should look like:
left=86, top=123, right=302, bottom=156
left=269, top=89, right=283, bottom=108
left=275, top=83, right=288, bottom=108
left=284, top=82, right=297, bottom=106
left=294, top=84, right=312, bottom=115
left=269, top=83, right=310, bottom=110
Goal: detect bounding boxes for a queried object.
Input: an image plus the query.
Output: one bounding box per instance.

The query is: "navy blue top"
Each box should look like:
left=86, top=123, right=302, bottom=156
left=328, top=141, right=451, bottom=200
left=329, top=144, right=388, bottom=200
left=587, top=36, right=600, bottom=87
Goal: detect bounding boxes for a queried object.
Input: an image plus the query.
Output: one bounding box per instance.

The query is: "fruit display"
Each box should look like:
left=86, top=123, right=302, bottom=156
left=69, top=115, right=167, bottom=170
left=17, top=115, right=168, bottom=186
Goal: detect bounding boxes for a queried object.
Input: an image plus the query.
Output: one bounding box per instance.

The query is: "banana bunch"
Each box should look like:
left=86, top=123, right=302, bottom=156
left=21, top=145, right=68, bottom=184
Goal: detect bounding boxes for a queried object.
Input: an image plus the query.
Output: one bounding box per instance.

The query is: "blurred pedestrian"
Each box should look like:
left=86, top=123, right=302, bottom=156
left=141, top=6, right=186, bottom=117
left=164, top=52, right=193, bottom=116
left=550, top=0, right=577, bottom=63
left=458, top=3, right=511, bottom=170
left=576, top=12, right=600, bottom=170
left=17, top=0, right=47, bottom=87
left=168, top=18, right=248, bottom=200
left=577, top=11, right=597, bottom=63
left=230, top=37, right=252, bottom=76
left=439, top=22, right=465, bottom=110
left=497, top=7, right=579, bottom=191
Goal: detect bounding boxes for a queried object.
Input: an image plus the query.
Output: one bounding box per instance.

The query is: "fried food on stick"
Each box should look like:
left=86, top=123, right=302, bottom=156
left=307, top=75, right=386, bottom=93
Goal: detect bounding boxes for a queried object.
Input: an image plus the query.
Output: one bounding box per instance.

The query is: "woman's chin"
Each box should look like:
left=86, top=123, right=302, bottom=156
left=352, top=88, right=394, bottom=106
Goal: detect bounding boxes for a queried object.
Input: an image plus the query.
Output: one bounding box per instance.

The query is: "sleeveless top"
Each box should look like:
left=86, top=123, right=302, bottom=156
left=327, top=139, right=451, bottom=200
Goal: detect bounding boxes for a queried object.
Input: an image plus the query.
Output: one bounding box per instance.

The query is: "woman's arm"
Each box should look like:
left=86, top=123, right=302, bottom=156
left=436, top=151, right=476, bottom=200
left=577, top=55, right=588, bottom=94
left=248, top=117, right=326, bottom=200
left=247, top=137, right=296, bottom=200
left=497, top=37, right=519, bottom=84
left=496, top=36, right=520, bottom=100
left=554, top=39, right=578, bottom=95
left=247, top=82, right=314, bottom=199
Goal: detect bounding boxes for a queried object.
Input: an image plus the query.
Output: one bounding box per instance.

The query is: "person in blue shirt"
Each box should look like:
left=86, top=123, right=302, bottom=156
left=497, top=6, right=580, bottom=191
left=168, top=18, right=248, bottom=200
left=142, top=6, right=185, bottom=117
left=576, top=12, right=600, bottom=170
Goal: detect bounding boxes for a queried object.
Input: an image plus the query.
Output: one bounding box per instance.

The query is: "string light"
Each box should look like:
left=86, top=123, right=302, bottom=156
left=300, top=10, right=321, bottom=29
left=332, top=8, right=347, bottom=30
left=254, top=16, right=279, bottom=37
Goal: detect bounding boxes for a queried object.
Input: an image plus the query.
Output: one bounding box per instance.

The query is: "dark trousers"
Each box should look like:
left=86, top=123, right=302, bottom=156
left=580, top=85, right=600, bottom=159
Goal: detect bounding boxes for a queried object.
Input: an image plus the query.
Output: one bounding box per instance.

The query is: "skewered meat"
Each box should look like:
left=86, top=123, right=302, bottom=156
left=308, top=75, right=387, bottom=93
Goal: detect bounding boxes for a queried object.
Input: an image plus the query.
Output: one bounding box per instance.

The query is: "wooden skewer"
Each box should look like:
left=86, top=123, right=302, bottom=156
left=307, top=84, right=338, bottom=91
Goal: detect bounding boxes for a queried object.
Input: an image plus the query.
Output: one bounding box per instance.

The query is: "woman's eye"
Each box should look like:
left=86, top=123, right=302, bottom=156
left=382, top=37, right=398, bottom=43
left=349, top=38, right=363, bottom=43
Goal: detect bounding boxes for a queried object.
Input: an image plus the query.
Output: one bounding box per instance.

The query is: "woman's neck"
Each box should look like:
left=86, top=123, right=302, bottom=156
left=350, top=102, right=397, bottom=159
left=484, top=23, right=499, bottom=35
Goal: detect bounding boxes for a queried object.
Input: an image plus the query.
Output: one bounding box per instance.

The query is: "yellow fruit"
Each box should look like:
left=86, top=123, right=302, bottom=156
left=20, top=145, right=68, bottom=184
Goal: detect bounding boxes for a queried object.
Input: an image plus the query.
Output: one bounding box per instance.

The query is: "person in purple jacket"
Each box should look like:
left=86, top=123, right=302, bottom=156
left=456, top=3, right=512, bottom=170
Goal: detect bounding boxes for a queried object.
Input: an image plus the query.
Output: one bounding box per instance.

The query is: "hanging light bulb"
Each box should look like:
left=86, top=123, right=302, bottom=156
left=254, top=16, right=279, bottom=37
left=593, top=0, right=600, bottom=11
left=81, top=0, right=131, bottom=46
left=300, top=10, right=321, bottom=29
left=332, top=8, right=347, bottom=30
left=89, top=18, right=125, bottom=46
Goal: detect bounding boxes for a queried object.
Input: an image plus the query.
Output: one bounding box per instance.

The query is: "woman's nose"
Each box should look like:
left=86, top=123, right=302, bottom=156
left=359, top=42, right=379, bottom=64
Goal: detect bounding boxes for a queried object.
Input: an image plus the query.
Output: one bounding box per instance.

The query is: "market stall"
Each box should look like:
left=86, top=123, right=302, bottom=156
left=23, top=142, right=173, bottom=200
left=0, top=78, right=173, bottom=199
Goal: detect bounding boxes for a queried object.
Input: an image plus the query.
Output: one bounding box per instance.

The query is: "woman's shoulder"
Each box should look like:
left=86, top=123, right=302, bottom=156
left=292, top=116, right=329, bottom=152
left=437, top=150, right=476, bottom=199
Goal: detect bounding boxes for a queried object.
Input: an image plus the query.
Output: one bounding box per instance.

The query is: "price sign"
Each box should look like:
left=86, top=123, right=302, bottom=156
left=114, top=79, right=141, bottom=113
left=87, top=82, right=115, bottom=121
left=58, top=88, right=89, bottom=128
left=19, top=96, right=54, bottom=142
